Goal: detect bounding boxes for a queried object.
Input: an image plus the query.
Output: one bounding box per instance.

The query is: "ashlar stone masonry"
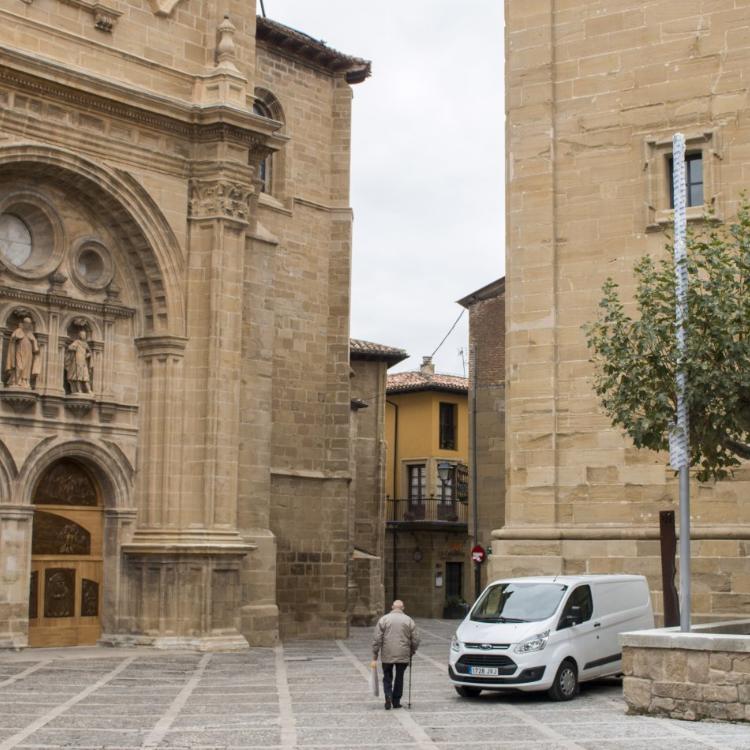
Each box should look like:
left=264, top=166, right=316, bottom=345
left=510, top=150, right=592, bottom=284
left=0, top=0, right=371, bottom=649
left=495, top=0, right=750, bottom=622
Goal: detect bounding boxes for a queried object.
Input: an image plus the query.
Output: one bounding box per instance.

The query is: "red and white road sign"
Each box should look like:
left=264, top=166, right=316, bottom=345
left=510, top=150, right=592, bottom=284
left=471, top=544, right=486, bottom=564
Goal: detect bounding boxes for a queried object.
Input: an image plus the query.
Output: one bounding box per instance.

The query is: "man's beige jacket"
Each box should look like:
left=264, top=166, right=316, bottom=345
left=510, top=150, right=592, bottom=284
left=372, top=609, right=420, bottom=664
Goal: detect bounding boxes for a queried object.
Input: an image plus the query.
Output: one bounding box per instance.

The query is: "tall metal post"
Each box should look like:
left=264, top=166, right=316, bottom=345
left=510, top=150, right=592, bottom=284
left=670, top=132, right=691, bottom=632
left=471, top=344, right=481, bottom=602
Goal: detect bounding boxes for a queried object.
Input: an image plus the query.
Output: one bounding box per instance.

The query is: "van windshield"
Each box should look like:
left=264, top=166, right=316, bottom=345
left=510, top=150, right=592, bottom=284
left=471, top=582, right=568, bottom=623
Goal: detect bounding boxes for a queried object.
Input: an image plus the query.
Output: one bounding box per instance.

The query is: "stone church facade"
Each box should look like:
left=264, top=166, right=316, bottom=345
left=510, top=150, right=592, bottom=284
left=495, top=0, right=750, bottom=622
left=0, top=1, right=371, bottom=649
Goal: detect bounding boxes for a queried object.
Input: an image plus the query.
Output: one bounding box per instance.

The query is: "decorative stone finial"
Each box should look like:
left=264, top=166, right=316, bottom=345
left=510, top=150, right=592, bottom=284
left=216, top=14, right=239, bottom=72
left=48, top=271, right=68, bottom=295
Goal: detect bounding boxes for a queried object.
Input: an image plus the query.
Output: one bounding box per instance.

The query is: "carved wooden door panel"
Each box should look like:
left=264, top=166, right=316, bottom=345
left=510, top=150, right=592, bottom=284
left=28, top=461, right=103, bottom=647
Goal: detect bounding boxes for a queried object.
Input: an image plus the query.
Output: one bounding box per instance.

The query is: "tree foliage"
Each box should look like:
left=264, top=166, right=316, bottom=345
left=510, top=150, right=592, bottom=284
left=584, top=200, right=750, bottom=482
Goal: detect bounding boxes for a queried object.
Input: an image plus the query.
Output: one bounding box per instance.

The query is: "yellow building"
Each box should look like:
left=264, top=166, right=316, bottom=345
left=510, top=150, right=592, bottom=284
left=384, top=356, right=470, bottom=618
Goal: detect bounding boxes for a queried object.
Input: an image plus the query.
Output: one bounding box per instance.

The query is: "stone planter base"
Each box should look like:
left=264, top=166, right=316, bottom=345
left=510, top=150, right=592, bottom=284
left=621, top=620, right=750, bottom=722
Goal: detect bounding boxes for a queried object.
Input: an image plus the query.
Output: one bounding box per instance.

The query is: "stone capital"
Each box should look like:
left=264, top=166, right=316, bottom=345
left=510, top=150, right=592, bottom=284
left=134, top=335, right=188, bottom=359
left=188, top=178, right=254, bottom=224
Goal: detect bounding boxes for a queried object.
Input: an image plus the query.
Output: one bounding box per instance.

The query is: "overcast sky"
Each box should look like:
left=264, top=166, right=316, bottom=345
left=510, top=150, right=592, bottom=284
left=265, top=1, right=504, bottom=376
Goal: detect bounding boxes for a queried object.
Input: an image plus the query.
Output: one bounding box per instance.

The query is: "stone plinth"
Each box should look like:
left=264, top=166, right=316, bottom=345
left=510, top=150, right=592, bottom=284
left=621, top=621, right=750, bottom=722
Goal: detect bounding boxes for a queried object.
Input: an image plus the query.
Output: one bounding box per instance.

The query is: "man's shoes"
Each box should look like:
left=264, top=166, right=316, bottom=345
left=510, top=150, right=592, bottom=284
left=392, top=701, right=402, bottom=709
left=384, top=697, right=391, bottom=710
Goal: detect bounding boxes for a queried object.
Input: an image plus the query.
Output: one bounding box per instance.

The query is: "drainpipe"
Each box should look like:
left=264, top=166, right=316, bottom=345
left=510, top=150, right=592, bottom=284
left=387, top=399, right=399, bottom=605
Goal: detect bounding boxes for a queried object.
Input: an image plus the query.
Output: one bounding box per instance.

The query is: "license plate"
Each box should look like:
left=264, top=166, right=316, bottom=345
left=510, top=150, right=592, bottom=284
left=469, top=666, right=499, bottom=676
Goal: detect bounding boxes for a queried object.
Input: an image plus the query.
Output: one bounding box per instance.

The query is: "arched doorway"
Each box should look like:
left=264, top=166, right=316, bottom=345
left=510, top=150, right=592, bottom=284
left=28, top=459, right=103, bottom=647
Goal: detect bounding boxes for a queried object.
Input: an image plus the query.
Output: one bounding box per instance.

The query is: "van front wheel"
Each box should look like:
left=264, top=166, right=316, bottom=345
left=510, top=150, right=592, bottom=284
left=455, top=686, right=482, bottom=698
left=548, top=660, right=578, bottom=701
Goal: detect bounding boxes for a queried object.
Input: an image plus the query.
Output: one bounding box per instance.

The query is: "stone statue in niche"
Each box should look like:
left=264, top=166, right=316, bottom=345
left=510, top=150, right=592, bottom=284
left=4, top=316, right=41, bottom=389
left=65, top=328, right=93, bottom=394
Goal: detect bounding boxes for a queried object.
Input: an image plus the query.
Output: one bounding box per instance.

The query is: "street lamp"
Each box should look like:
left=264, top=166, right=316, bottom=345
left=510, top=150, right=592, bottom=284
left=437, top=461, right=453, bottom=485
left=437, top=461, right=452, bottom=521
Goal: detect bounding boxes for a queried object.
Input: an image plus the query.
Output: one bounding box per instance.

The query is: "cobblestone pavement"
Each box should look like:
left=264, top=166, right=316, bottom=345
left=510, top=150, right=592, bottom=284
left=1, top=619, right=748, bottom=750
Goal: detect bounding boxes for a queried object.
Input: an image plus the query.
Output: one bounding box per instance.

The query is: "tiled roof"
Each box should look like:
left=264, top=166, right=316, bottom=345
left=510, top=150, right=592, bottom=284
left=350, top=339, right=408, bottom=367
left=257, top=17, right=371, bottom=82
left=386, top=371, right=468, bottom=395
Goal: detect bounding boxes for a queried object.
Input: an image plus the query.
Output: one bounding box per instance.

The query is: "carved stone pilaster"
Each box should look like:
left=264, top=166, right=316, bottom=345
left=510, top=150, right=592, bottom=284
left=188, top=178, right=253, bottom=224
left=134, top=335, right=187, bottom=529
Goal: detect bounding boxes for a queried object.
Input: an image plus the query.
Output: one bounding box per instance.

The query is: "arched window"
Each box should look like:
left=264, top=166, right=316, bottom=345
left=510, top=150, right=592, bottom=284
left=252, top=89, right=285, bottom=197
left=252, top=100, right=273, bottom=193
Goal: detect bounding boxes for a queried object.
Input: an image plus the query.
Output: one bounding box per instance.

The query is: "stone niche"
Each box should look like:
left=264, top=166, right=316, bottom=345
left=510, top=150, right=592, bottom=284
left=622, top=622, right=750, bottom=723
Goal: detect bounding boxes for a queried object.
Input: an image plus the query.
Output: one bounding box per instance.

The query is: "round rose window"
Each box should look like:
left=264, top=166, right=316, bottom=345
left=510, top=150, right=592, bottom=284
left=0, top=214, right=33, bottom=267
left=77, top=248, right=105, bottom=284
left=71, top=239, right=113, bottom=291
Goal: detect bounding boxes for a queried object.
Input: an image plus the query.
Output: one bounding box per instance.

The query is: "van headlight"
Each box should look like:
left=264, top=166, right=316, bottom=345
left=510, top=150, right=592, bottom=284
left=513, top=630, right=550, bottom=654
left=450, top=635, right=461, bottom=652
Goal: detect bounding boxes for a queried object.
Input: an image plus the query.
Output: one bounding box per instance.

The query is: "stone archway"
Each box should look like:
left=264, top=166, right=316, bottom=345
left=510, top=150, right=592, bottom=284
left=0, top=143, right=186, bottom=335
left=28, top=458, right=105, bottom=647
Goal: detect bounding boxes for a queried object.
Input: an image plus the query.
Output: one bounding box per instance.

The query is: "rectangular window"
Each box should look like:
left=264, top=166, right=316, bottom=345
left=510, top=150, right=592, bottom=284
left=407, top=464, right=426, bottom=502
left=439, top=402, right=457, bottom=450
left=668, top=152, right=703, bottom=208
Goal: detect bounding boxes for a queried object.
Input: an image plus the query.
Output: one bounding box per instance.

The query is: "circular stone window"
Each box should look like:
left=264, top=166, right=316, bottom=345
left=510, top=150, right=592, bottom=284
left=0, top=194, right=62, bottom=278
left=0, top=214, right=32, bottom=266
left=71, top=239, right=113, bottom=291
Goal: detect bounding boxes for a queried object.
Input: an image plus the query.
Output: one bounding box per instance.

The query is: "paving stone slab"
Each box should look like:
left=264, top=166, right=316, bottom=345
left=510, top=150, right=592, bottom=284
left=295, top=726, right=416, bottom=745
left=160, top=729, right=281, bottom=746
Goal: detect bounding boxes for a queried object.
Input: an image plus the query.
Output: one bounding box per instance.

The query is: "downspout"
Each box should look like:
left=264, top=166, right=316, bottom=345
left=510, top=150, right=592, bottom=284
left=386, top=399, right=399, bottom=604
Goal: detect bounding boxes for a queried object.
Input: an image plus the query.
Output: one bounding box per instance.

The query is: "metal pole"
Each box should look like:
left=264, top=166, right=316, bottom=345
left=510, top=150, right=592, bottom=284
left=671, top=132, right=691, bottom=632
left=471, top=344, right=480, bottom=602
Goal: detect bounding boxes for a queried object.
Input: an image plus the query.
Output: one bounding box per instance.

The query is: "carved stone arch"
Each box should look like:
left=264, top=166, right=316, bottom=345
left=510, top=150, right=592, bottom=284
left=0, top=144, right=185, bottom=336
left=17, top=437, right=134, bottom=510
left=253, top=88, right=285, bottom=127
left=1, top=304, right=47, bottom=334
left=0, top=438, right=18, bottom=501
left=59, top=312, right=102, bottom=342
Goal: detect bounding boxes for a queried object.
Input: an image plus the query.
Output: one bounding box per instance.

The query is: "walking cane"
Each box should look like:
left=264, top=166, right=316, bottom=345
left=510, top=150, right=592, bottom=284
left=408, top=655, right=413, bottom=709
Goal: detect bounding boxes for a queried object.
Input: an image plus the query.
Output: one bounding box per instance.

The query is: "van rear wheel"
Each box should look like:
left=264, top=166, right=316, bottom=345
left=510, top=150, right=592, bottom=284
left=455, top=686, right=482, bottom=698
left=548, top=659, right=578, bottom=701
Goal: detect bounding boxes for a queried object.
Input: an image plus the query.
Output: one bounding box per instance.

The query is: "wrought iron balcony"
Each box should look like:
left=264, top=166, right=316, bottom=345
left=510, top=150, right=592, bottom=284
left=386, top=497, right=468, bottom=529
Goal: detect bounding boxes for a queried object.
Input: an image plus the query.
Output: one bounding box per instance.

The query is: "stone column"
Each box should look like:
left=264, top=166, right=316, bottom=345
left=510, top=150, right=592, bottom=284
left=133, top=335, right=188, bottom=530
left=0, top=505, right=34, bottom=649
left=184, top=169, right=253, bottom=531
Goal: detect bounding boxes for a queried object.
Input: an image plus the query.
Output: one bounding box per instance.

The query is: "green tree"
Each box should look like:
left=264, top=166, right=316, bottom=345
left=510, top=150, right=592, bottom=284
left=584, top=201, right=750, bottom=482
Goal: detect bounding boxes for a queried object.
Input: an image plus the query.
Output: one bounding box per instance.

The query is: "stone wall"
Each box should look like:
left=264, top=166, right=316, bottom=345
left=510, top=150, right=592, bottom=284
left=622, top=627, right=750, bottom=722
left=385, top=529, right=470, bottom=619
left=498, top=0, right=750, bottom=618
left=459, top=279, right=506, bottom=593
left=0, top=0, right=370, bottom=648
left=349, top=357, right=388, bottom=625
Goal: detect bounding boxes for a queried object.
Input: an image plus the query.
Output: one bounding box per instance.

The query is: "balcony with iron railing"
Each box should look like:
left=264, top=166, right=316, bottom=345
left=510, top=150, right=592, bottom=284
left=386, top=497, right=468, bottom=530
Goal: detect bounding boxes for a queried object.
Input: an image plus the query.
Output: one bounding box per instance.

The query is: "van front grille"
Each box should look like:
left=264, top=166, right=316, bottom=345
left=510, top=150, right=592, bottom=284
left=464, top=642, right=510, bottom=650
left=455, top=654, right=516, bottom=674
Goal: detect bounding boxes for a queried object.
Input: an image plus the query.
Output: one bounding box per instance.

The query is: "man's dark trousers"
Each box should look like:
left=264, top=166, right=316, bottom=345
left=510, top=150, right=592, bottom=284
left=382, top=662, right=408, bottom=705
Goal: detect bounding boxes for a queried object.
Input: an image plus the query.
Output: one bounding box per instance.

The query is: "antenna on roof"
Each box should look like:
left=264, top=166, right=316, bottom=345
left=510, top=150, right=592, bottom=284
left=259, top=0, right=266, bottom=17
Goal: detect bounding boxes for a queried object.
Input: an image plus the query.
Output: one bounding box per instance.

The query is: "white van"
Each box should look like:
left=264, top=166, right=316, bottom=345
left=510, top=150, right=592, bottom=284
left=448, top=575, right=654, bottom=701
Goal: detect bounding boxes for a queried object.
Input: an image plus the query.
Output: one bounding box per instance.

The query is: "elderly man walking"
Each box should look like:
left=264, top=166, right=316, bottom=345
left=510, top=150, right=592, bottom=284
left=371, top=600, right=420, bottom=710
